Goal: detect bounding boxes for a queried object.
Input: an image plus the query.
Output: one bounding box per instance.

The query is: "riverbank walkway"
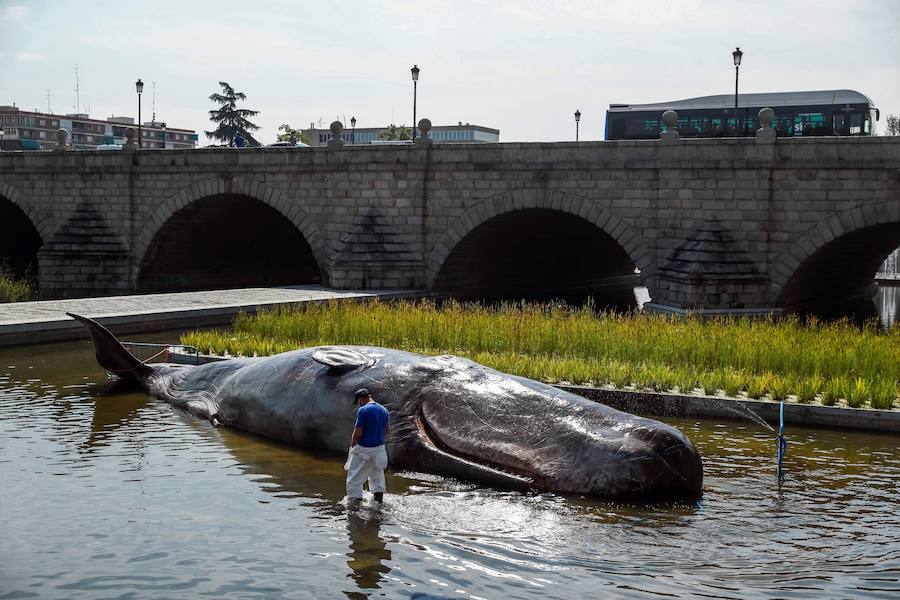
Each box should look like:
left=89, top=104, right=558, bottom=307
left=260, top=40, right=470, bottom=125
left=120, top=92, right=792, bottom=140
left=0, top=286, right=423, bottom=347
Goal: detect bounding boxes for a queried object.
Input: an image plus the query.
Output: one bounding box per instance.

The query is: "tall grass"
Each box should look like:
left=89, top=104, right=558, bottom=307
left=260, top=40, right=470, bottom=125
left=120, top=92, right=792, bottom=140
left=181, top=299, right=900, bottom=409
left=0, top=264, right=36, bottom=303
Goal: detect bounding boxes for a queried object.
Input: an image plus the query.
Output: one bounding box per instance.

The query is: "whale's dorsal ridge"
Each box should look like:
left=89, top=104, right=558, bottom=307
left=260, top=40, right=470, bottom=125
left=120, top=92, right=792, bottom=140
left=312, top=347, right=374, bottom=373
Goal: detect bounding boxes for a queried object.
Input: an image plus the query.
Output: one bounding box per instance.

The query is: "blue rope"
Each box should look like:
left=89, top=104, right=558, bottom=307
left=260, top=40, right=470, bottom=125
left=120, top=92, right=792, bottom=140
left=775, top=400, right=787, bottom=483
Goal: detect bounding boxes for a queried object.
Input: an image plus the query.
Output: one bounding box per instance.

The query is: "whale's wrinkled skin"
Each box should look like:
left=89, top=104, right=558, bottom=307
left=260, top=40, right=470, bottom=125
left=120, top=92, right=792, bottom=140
left=70, top=313, right=703, bottom=500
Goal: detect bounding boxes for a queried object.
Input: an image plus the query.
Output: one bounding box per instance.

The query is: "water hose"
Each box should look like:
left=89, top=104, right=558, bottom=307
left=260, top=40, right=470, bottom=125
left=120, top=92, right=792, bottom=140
left=775, top=400, right=787, bottom=483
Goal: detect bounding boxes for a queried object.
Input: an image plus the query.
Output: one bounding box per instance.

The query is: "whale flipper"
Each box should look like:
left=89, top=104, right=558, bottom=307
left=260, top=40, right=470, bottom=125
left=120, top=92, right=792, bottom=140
left=67, top=313, right=152, bottom=380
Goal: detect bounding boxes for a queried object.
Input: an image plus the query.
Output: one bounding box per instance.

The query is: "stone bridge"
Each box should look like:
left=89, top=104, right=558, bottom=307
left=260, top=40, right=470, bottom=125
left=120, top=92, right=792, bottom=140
left=1, top=133, right=898, bottom=314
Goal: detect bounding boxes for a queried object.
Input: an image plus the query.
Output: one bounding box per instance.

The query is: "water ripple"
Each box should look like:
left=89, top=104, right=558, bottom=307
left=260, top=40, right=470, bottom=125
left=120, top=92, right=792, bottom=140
left=1, top=344, right=899, bottom=599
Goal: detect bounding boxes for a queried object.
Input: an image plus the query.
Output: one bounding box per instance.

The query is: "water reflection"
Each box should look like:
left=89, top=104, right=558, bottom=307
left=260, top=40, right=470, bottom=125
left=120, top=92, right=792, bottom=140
left=345, top=509, right=391, bottom=597
left=878, top=283, right=898, bottom=328
left=634, top=283, right=899, bottom=327
left=85, top=385, right=148, bottom=451
left=197, top=425, right=399, bottom=594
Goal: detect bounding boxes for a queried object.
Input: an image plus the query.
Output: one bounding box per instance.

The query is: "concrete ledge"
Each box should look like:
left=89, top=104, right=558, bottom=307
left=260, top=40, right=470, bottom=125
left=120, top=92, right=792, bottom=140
left=557, top=385, right=900, bottom=434
left=644, top=303, right=785, bottom=317
left=0, top=287, right=425, bottom=347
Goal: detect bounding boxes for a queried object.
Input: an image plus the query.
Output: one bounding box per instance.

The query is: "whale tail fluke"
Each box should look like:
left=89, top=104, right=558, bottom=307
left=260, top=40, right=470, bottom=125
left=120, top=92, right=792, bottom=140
left=67, top=313, right=153, bottom=380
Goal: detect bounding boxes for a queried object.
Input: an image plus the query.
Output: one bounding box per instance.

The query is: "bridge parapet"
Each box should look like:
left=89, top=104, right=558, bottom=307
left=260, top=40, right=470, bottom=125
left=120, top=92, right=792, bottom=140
left=0, top=136, right=898, bottom=312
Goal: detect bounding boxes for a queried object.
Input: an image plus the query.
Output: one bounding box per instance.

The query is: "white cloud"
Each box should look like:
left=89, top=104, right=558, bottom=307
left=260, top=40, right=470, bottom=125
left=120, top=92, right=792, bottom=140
left=0, top=51, right=45, bottom=62
left=496, top=0, right=703, bottom=29
left=0, top=5, right=27, bottom=21
left=15, top=51, right=45, bottom=62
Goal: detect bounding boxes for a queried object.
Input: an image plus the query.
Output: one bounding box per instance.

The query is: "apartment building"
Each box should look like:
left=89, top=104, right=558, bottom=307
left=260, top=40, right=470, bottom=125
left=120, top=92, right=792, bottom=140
left=303, top=122, right=500, bottom=147
left=0, top=105, right=198, bottom=150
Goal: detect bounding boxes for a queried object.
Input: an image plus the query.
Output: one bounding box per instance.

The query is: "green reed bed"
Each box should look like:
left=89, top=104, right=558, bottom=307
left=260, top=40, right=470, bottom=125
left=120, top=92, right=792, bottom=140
left=181, top=300, right=900, bottom=410
left=0, top=265, right=35, bottom=303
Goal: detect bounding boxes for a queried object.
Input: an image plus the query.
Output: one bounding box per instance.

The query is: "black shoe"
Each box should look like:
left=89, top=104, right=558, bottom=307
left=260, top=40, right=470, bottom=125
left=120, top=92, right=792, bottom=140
left=373, top=492, right=384, bottom=503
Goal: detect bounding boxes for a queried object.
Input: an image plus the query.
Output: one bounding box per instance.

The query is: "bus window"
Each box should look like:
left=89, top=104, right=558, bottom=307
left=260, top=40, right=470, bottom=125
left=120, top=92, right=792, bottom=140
left=772, top=115, right=793, bottom=136
left=608, top=117, right=626, bottom=139
left=627, top=118, right=660, bottom=138
left=742, top=117, right=756, bottom=134
left=795, top=112, right=826, bottom=136
left=850, top=113, right=863, bottom=135
left=687, top=116, right=709, bottom=136
left=833, top=113, right=848, bottom=135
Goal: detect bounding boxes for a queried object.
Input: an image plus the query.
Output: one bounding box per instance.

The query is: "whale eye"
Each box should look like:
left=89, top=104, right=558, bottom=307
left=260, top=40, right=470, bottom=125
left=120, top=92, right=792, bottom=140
left=312, top=347, right=375, bottom=374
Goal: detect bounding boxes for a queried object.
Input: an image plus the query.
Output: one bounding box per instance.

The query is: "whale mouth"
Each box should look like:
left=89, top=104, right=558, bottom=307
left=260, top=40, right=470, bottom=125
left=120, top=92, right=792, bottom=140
left=415, top=411, right=534, bottom=490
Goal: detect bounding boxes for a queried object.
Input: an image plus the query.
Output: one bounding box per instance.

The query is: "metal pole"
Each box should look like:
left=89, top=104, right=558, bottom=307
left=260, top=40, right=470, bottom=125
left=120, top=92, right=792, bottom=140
left=576, top=121, right=579, bottom=142
left=412, top=80, right=417, bottom=141
left=734, top=64, right=739, bottom=130
left=138, top=95, right=142, bottom=148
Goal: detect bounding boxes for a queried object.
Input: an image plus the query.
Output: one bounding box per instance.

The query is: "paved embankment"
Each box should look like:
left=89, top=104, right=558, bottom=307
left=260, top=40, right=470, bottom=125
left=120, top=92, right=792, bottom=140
left=0, top=286, right=423, bottom=346
left=560, top=385, right=900, bottom=434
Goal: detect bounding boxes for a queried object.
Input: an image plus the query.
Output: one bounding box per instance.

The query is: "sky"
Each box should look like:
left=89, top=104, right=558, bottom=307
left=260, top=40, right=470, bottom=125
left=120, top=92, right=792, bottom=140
left=1, top=0, right=898, bottom=143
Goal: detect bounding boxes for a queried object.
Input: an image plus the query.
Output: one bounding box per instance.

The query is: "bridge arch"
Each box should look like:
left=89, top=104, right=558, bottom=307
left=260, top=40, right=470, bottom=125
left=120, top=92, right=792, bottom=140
left=427, top=190, right=650, bottom=304
left=137, top=177, right=326, bottom=292
left=0, top=181, right=44, bottom=280
left=770, top=198, right=900, bottom=310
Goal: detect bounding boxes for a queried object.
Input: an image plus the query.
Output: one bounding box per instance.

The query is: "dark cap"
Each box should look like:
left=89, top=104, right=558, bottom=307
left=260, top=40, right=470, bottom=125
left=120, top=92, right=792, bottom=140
left=353, top=388, right=371, bottom=401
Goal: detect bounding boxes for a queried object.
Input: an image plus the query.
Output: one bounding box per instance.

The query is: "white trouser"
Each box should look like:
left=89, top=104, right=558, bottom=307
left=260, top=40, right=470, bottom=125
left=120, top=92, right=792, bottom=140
left=345, top=444, right=388, bottom=499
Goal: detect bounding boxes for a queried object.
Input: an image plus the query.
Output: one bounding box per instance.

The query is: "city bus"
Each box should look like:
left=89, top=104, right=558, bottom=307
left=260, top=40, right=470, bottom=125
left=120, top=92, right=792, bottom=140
left=604, top=89, right=879, bottom=140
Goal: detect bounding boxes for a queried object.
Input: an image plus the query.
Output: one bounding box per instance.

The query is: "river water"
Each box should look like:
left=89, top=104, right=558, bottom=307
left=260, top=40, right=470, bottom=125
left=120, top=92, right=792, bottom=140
left=1, top=336, right=899, bottom=599
left=635, top=283, right=899, bottom=327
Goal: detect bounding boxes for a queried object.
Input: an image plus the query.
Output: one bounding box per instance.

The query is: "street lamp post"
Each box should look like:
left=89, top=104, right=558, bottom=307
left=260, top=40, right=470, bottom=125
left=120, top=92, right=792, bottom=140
left=411, top=64, right=419, bottom=141
left=135, top=79, right=144, bottom=148
left=350, top=116, right=356, bottom=144
left=574, top=109, right=581, bottom=141
left=732, top=47, right=742, bottom=132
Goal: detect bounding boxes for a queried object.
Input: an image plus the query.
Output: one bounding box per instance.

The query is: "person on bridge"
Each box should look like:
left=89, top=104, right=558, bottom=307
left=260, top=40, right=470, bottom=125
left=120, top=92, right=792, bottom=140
left=233, top=132, right=246, bottom=148
left=345, top=388, right=390, bottom=504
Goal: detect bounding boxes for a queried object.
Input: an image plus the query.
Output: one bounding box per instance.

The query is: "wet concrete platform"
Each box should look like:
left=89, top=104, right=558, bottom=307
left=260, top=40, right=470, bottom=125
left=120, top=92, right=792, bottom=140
left=0, top=286, right=423, bottom=347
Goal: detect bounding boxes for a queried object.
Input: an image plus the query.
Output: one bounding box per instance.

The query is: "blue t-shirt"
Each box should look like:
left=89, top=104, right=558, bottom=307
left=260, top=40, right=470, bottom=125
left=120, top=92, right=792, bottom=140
left=355, top=402, right=389, bottom=447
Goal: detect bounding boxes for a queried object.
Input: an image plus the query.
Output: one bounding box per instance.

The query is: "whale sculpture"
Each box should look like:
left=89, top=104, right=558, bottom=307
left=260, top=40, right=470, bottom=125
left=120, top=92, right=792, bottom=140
left=70, top=313, right=703, bottom=500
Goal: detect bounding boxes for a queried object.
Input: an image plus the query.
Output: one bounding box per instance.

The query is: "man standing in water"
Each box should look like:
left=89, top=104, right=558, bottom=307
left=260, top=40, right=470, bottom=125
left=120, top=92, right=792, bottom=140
left=346, top=388, right=390, bottom=503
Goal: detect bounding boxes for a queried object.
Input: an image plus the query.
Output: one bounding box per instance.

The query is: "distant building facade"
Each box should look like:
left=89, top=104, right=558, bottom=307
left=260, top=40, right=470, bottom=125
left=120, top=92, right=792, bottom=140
left=303, top=122, right=499, bottom=147
left=0, top=105, right=198, bottom=150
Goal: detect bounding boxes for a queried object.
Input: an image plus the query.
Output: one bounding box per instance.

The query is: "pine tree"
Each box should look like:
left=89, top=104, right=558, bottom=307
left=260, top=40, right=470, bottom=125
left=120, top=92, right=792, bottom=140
left=205, top=82, right=261, bottom=146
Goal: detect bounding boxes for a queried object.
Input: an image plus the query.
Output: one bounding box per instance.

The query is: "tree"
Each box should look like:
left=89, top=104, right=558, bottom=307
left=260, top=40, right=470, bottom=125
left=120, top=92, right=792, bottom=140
left=377, top=124, right=411, bottom=141
left=885, top=114, right=900, bottom=136
left=276, top=124, right=311, bottom=145
left=205, top=81, right=261, bottom=146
